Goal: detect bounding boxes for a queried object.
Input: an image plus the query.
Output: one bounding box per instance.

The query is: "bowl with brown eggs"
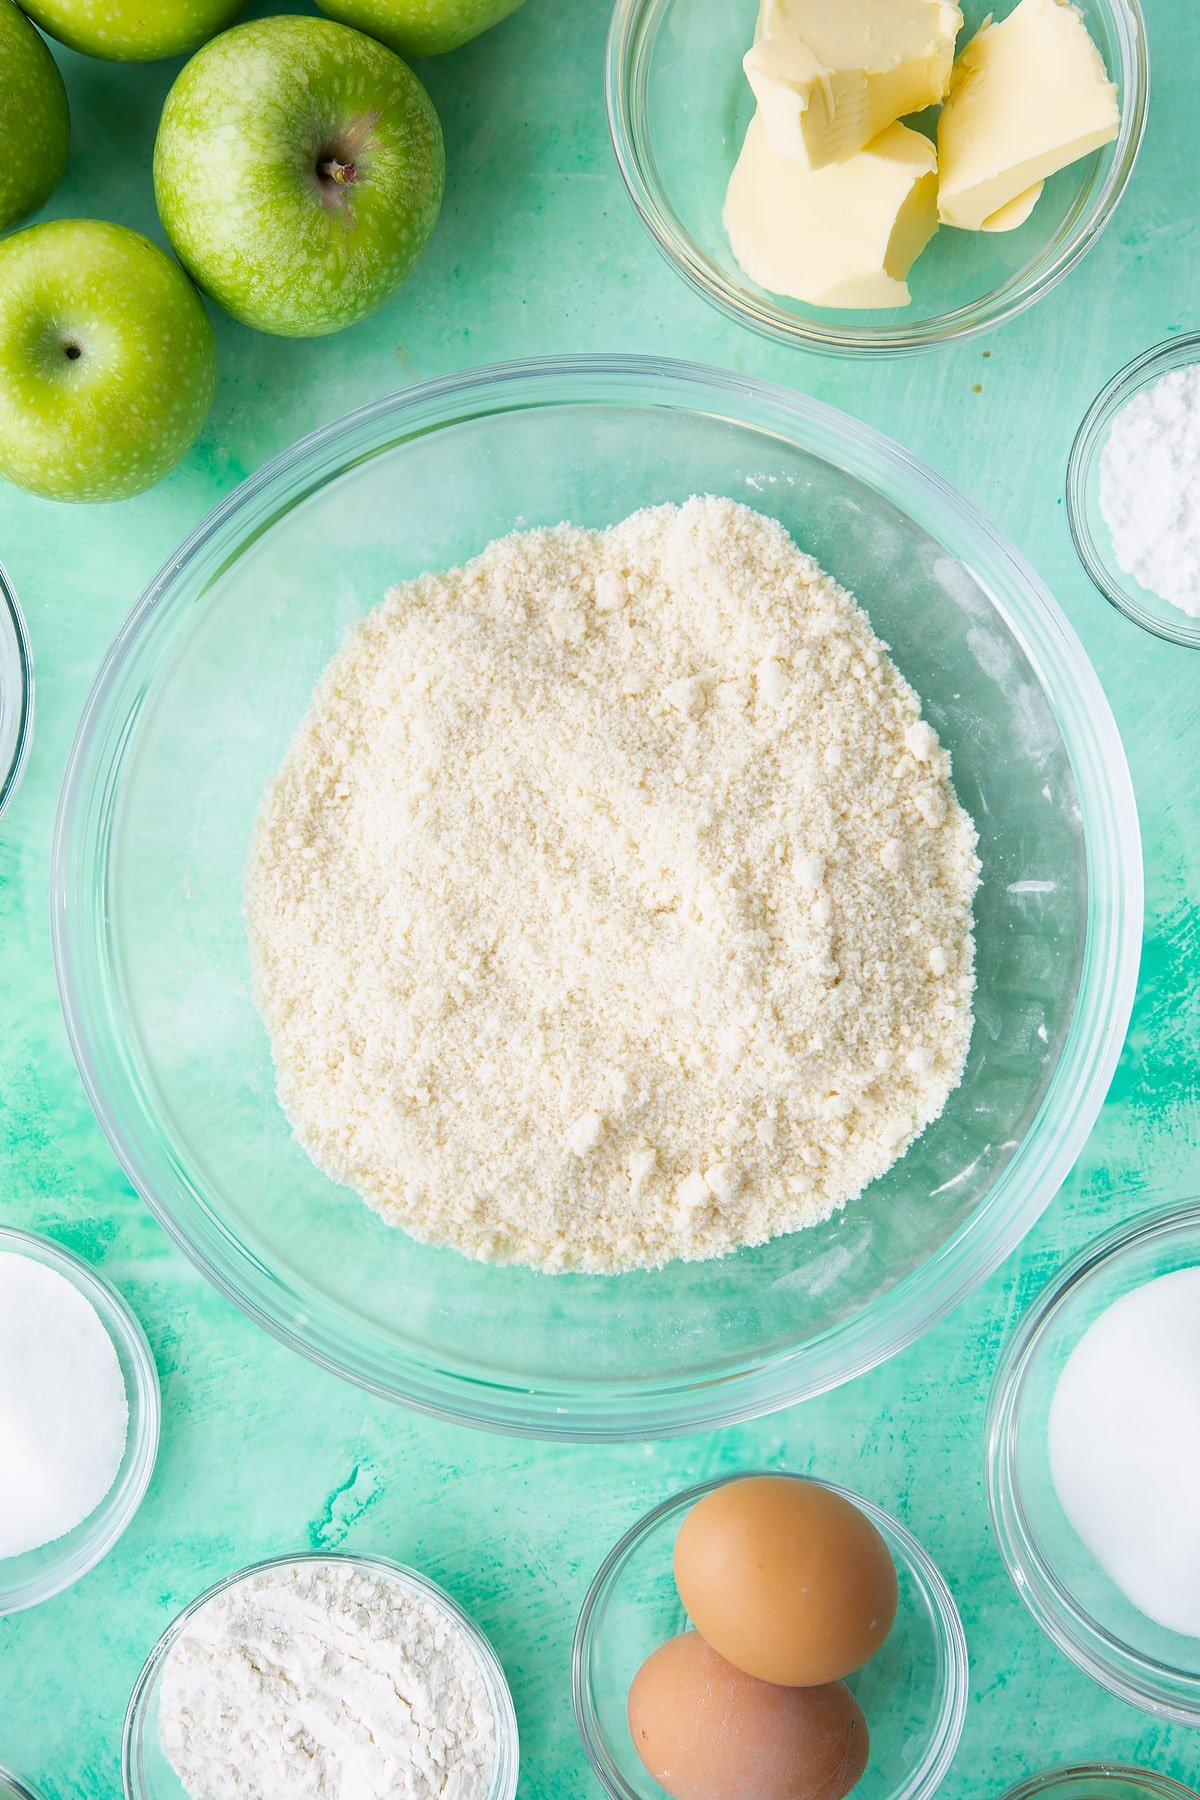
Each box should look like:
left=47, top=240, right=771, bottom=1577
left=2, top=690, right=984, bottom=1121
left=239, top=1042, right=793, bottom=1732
left=573, top=1471, right=967, bottom=1800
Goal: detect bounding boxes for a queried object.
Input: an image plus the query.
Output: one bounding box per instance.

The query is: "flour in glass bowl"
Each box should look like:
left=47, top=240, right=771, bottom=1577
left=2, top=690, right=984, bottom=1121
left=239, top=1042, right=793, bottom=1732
left=246, top=497, right=980, bottom=1274
left=1099, top=361, right=1200, bottom=617
left=158, top=1559, right=499, bottom=1800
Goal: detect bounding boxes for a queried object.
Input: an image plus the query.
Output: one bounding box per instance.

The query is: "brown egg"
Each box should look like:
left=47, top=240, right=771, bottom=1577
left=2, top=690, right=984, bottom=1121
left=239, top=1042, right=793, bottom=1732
left=627, top=1631, right=869, bottom=1800
left=674, top=1476, right=898, bottom=1687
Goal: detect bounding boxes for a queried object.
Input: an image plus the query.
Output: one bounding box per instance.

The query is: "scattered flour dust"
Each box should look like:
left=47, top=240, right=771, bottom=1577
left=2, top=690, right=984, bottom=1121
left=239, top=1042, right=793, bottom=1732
left=246, top=497, right=980, bottom=1274
left=159, top=1559, right=498, bottom=1800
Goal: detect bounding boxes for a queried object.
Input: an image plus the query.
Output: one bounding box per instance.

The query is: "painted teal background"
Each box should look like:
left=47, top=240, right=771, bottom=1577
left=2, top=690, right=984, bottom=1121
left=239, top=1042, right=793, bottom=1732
left=1, top=0, right=1198, bottom=1794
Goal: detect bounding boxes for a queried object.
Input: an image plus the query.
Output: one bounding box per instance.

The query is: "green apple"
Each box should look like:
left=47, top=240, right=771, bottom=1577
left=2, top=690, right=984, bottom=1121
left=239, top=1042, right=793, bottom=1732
left=20, top=0, right=242, bottom=61
left=315, top=0, right=527, bottom=57
left=0, top=220, right=218, bottom=503
left=0, top=0, right=69, bottom=229
left=154, top=17, right=444, bottom=339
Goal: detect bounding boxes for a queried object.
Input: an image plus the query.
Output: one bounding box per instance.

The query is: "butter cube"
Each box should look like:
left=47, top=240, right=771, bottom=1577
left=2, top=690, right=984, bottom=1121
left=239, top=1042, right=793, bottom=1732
left=938, top=0, right=1120, bottom=231
left=723, top=116, right=939, bottom=310
left=745, top=0, right=963, bottom=169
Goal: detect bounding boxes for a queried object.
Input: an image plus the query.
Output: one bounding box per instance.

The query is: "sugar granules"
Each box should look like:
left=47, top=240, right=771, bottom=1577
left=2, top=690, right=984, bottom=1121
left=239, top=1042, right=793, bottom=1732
left=0, top=1250, right=128, bottom=1559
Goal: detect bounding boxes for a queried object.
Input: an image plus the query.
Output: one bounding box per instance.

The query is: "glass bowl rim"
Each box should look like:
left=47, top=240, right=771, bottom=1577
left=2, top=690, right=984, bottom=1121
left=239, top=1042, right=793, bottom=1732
left=1066, top=331, right=1200, bottom=648
left=986, top=1198, right=1200, bottom=1725
left=121, top=1548, right=520, bottom=1800
left=0, top=560, right=34, bottom=823
left=604, top=0, right=1150, bottom=358
left=0, top=1767, right=48, bottom=1800
left=51, top=351, right=1143, bottom=1441
left=572, top=1469, right=969, bottom=1800
left=998, top=1768, right=1200, bottom=1800
left=0, top=1224, right=160, bottom=1616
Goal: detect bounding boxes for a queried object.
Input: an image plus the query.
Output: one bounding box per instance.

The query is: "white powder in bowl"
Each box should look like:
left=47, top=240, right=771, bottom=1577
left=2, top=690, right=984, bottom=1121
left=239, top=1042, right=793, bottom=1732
left=0, top=1251, right=128, bottom=1559
left=159, top=1559, right=499, bottom=1800
left=1049, top=1266, right=1200, bottom=1639
left=246, top=497, right=979, bottom=1273
left=1099, top=361, right=1200, bottom=617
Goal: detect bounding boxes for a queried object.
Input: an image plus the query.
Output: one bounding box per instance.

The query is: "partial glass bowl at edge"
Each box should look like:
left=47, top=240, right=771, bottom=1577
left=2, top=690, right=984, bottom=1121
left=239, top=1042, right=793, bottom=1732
left=573, top=1474, right=967, bottom=1800
left=999, top=1771, right=1200, bottom=1800
left=0, top=562, right=33, bottom=822
left=122, top=1552, right=519, bottom=1800
left=0, top=1769, right=47, bottom=1800
left=0, top=1226, right=160, bottom=1616
left=988, top=1200, right=1200, bottom=1726
left=1067, top=333, right=1200, bottom=648
left=606, top=0, right=1149, bottom=356
left=52, top=354, right=1143, bottom=1441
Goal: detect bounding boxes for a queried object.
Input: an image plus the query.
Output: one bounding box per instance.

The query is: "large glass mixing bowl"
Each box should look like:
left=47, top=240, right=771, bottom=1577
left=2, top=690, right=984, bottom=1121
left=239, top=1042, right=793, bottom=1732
left=52, top=356, right=1142, bottom=1440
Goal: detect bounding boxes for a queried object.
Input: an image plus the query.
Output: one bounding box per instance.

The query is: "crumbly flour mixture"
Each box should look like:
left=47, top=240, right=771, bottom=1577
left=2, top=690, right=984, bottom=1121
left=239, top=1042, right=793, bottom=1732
left=246, top=497, right=979, bottom=1273
left=1099, top=362, right=1200, bottom=617
left=159, top=1560, right=497, bottom=1800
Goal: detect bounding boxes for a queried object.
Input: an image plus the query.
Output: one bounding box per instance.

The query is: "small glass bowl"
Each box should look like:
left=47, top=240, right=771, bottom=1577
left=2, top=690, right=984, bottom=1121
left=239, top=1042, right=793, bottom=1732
left=0, top=562, right=33, bottom=821
left=573, top=1473, right=967, bottom=1800
left=0, top=1768, right=48, bottom=1800
left=606, top=0, right=1149, bottom=357
left=988, top=1200, right=1200, bottom=1725
left=999, top=1770, right=1200, bottom=1800
left=0, top=1225, right=160, bottom=1616
left=123, top=1551, right=520, bottom=1800
left=1066, top=333, right=1200, bottom=647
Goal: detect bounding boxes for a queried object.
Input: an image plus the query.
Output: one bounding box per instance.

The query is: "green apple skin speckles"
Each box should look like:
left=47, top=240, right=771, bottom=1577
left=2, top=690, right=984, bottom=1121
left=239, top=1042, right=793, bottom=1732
left=0, top=221, right=218, bottom=503
left=316, top=0, right=527, bottom=57
left=0, top=0, right=70, bottom=230
left=21, top=0, right=242, bottom=62
left=154, top=17, right=445, bottom=339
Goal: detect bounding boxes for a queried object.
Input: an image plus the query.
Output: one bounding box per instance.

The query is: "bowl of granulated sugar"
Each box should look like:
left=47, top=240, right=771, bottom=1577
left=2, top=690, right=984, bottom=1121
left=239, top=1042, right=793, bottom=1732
left=0, top=1226, right=160, bottom=1614
left=988, top=1198, right=1200, bottom=1726
left=1068, top=333, right=1200, bottom=649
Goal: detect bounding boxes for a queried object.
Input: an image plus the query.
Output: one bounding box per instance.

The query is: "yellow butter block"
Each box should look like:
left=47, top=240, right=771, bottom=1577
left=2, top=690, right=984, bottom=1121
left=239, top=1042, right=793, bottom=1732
left=744, top=0, right=962, bottom=170
left=937, top=0, right=1120, bottom=231
left=724, top=115, right=940, bottom=310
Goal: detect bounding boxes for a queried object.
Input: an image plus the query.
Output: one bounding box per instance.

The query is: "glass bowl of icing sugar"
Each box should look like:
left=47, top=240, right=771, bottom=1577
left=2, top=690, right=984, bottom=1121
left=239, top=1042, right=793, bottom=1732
left=1068, top=333, right=1200, bottom=649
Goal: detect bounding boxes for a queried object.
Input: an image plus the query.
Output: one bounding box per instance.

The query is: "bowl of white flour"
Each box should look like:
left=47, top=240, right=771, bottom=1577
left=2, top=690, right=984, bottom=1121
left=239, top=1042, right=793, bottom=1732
left=53, top=355, right=1143, bottom=1439
left=1068, top=333, right=1200, bottom=649
left=123, top=1552, right=519, bottom=1800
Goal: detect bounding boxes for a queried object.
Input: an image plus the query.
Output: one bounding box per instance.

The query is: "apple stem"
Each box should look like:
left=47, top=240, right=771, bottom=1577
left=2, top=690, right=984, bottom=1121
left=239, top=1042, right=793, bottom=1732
left=318, top=157, right=357, bottom=186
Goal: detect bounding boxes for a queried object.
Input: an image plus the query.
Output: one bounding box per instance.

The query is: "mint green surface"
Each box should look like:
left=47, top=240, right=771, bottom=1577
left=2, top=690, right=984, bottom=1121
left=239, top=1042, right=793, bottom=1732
left=0, top=2, right=1197, bottom=1794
